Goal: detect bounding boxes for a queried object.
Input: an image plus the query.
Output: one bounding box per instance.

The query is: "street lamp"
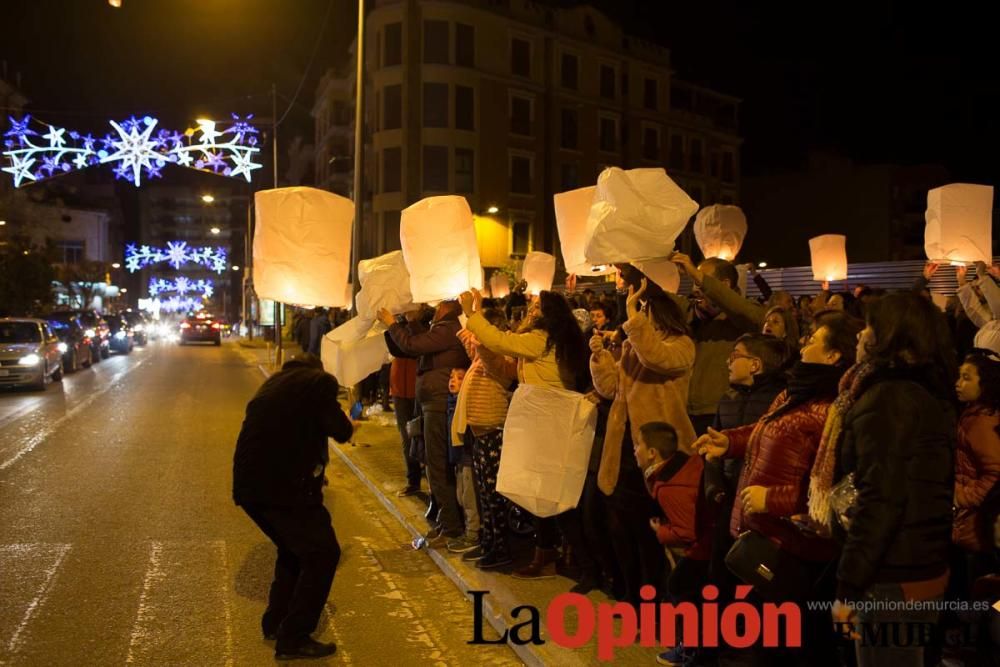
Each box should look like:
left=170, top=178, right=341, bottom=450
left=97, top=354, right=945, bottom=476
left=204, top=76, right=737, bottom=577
left=758, top=262, right=768, bottom=268
left=201, top=194, right=215, bottom=204
left=210, top=227, right=221, bottom=235
left=0, top=220, right=6, bottom=226
left=121, top=288, right=128, bottom=293
left=487, top=206, right=499, bottom=214
left=111, top=262, right=121, bottom=269
left=232, top=265, right=240, bottom=271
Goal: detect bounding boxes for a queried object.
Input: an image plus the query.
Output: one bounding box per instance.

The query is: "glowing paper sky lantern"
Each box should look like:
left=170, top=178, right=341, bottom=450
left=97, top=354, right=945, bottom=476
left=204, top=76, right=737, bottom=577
left=924, top=183, right=994, bottom=266
left=400, top=195, right=483, bottom=303
left=355, top=251, right=413, bottom=325
left=253, top=187, right=353, bottom=307
left=522, top=251, right=556, bottom=296
left=554, top=186, right=614, bottom=276
left=631, top=258, right=681, bottom=294
left=584, top=167, right=698, bottom=265
left=693, top=205, right=748, bottom=261
left=490, top=273, right=510, bottom=299
left=808, top=234, right=848, bottom=282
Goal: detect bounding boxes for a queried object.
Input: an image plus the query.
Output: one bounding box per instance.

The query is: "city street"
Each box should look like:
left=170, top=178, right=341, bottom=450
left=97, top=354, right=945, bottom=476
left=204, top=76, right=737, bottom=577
left=0, top=341, right=519, bottom=666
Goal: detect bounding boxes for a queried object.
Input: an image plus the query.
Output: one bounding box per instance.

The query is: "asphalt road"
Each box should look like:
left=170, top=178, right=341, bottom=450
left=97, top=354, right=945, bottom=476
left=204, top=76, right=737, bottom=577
left=0, top=340, right=520, bottom=666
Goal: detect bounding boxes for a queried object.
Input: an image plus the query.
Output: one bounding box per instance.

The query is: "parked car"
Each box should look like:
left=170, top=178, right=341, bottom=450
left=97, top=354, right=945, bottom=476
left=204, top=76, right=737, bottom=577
left=179, top=315, right=222, bottom=345
left=52, top=309, right=110, bottom=361
left=104, top=314, right=134, bottom=354
left=121, top=310, right=148, bottom=346
left=0, top=318, right=64, bottom=390
left=46, top=315, right=93, bottom=372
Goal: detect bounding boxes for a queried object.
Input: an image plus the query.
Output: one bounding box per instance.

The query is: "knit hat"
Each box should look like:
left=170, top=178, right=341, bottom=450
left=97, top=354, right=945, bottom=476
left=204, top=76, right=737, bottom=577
left=974, top=320, right=1000, bottom=358
left=572, top=308, right=593, bottom=332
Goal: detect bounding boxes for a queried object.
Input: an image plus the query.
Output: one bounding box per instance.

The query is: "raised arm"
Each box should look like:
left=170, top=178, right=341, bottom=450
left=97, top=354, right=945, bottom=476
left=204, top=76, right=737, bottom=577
left=465, top=311, right=547, bottom=360
left=621, top=312, right=695, bottom=376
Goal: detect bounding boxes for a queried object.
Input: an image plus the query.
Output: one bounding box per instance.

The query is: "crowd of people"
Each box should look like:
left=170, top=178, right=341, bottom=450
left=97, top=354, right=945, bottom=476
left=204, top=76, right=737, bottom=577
left=371, top=255, right=1000, bottom=667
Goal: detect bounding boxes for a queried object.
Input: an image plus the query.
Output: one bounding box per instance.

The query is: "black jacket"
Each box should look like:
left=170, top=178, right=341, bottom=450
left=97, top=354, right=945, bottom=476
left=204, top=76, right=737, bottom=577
left=835, top=365, right=957, bottom=600
left=233, top=360, right=354, bottom=507
left=387, top=314, right=469, bottom=410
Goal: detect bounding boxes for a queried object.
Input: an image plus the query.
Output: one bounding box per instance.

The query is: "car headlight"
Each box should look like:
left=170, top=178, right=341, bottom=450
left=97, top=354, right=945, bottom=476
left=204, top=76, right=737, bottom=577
left=19, top=353, right=41, bottom=366
left=84, top=328, right=96, bottom=338
left=114, top=331, right=126, bottom=339
left=57, top=342, right=68, bottom=353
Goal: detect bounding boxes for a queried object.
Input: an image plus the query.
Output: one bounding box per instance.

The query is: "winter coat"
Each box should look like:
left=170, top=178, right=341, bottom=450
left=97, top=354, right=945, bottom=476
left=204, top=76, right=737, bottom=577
left=385, top=322, right=424, bottom=400
left=591, top=311, right=696, bottom=495
left=835, top=365, right=956, bottom=601
left=387, top=314, right=469, bottom=411
left=688, top=312, right=745, bottom=417
left=953, top=405, right=1000, bottom=553
left=465, top=312, right=572, bottom=390
left=233, top=360, right=354, bottom=507
left=646, top=452, right=713, bottom=560
left=307, top=316, right=332, bottom=356
left=699, top=273, right=767, bottom=334
left=723, top=391, right=838, bottom=562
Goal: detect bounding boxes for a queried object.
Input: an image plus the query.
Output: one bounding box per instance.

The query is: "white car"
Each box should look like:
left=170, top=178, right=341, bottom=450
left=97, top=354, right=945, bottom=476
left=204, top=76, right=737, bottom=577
left=0, top=318, right=64, bottom=390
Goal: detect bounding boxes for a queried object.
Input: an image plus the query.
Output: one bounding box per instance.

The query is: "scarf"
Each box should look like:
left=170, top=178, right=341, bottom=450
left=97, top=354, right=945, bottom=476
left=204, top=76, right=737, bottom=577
left=807, top=361, right=876, bottom=531
left=765, top=361, right=843, bottom=421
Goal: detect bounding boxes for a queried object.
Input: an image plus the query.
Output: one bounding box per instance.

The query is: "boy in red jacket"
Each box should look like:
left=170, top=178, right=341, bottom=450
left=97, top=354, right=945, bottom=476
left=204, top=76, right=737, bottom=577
left=637, top=421, right=713, bottom=667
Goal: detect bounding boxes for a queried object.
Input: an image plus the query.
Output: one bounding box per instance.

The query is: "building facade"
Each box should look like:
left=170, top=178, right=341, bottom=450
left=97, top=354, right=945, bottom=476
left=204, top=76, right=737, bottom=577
left=313, top=0, right=742, bottom=270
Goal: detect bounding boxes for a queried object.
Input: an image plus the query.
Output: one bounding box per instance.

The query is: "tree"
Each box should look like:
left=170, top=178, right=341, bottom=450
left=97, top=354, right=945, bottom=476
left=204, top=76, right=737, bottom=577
left=0, top=236, right=57, bottom=316
left=56, top=260, right=111, bottom=310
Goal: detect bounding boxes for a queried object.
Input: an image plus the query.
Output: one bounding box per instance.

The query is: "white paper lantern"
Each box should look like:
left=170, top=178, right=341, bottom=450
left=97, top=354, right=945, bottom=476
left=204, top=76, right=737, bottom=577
left=808, top=234, right=848, bottom=282
left=400, top=195, right=483, bottom=302
left=584, top=167, right=698, bottom=265
left=631, top=258, right=681, bottom=294
left=925, top=183, right=994, bottom=265
left=490, top=272, right=510, bottom=299
left=554, top=186, right=615, bottom=276
left=253, top=187, right=353, bottom=307
left=320, top=317, right=390, bottom=387
left=354, top=251, right=413, bottom=325
left=522, top=251, right=556, bottom=295
left=694, top=205, right=748, bottom=261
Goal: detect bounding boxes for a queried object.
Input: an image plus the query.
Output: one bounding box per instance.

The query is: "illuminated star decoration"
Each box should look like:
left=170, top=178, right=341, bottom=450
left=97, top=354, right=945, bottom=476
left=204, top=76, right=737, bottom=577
left=2, top=114, right=262, bottom=188
left=125, top=242, right=227, bottom=274
left=148, top=277, right=213, bottom=298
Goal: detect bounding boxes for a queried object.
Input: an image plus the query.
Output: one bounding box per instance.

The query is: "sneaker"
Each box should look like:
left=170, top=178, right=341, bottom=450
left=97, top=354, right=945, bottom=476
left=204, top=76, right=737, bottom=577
left=477, top=552, right=514, bottom=570
left=461, top=546, right=487, bottom=561
left=447, top=536, right=480, bottom=554
left=396, top=485, right=420, bottom=497
left=656, top=644, right=690, bottom=666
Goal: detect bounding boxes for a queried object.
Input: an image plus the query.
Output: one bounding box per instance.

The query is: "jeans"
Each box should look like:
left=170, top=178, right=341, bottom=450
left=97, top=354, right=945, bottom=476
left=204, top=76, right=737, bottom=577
left=423, top=408, right=462, bottom=536
left=242, top=504, right=341, bottom=644
left=392, top=396, right=421, bottom=487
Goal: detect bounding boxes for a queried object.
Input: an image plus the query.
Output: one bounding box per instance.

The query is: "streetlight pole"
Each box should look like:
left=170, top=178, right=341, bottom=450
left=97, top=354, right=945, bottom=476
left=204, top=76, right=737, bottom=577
left=350, top=0, right=366, bottom=313
left=271, top=82, right=283, bottom=365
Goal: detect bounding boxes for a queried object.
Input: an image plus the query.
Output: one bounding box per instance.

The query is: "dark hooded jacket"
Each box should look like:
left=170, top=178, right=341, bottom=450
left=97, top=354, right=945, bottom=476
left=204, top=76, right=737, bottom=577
left=388, top=310, right=469, bottom=411
left=233, top=358, right=354, bottom=507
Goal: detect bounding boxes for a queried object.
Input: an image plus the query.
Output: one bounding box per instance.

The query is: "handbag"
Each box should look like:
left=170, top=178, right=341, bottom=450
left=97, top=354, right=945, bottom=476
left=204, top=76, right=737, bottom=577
left=724, top=530, right=814, bottom=601
left=405, top=415, right=423, bottom=439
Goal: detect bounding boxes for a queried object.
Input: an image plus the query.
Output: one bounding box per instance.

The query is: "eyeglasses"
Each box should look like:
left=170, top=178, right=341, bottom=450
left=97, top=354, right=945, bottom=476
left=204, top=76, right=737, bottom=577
left=728, top=352, right=758, bottom=363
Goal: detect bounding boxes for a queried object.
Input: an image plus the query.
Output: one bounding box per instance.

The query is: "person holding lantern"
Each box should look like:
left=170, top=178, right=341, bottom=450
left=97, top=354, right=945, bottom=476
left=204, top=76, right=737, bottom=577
left=459, top=287, right=592, bottom=580
left=589, top=265, right=697, bottom=606
left=379, top=301, right=471, bottom=548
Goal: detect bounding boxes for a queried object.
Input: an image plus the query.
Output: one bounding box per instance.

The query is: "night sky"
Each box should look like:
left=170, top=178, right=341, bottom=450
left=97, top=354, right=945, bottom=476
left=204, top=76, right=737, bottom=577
left=2, top=0, right=997, bottom=187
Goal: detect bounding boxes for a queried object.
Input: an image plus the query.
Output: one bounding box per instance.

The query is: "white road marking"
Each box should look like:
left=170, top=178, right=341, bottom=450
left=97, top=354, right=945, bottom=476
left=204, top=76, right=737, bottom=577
left=2, top=543, right=71, bottom=654
left=125, top=540, right=232, bottom=666
left=0, top=359, right=147, bottom=471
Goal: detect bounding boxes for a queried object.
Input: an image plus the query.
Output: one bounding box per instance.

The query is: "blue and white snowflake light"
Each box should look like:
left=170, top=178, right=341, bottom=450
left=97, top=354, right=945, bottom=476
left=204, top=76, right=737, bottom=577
left=153, top=296, right=206, bottom=314
left=3, top=113, right=262, bottom=188
left=148, top=277, right=214, bottom=299
left=125, top=242, right=228, bottom=274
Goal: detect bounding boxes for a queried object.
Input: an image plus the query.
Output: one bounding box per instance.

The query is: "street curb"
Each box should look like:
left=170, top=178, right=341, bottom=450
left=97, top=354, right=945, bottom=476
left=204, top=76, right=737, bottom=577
left=254, top=362, right=544, bottom=667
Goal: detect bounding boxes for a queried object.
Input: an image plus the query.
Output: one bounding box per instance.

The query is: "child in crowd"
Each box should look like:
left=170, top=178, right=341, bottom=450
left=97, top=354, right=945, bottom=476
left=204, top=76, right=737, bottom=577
left=636, top=421, right=712, bottom=667
left=446, top=367, right=480, bottom=553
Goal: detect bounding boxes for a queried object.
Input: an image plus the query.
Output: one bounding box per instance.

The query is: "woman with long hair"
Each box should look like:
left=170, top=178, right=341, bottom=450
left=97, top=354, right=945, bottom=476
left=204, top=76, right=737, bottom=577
left=762, top=305, right=800, bottom=355
left=460, top=287, right=591, bottom=578
left=589, top=264, right=697, bottom=611
left=832, top=291, right=957, bottom=667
